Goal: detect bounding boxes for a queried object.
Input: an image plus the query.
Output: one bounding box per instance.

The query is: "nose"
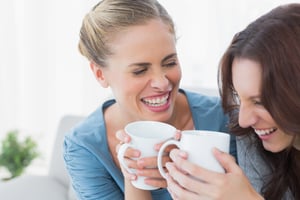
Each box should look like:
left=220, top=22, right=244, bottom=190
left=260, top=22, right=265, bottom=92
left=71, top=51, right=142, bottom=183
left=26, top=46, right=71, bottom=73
left=238, top=103, right=257, bottom=128
left=150, top=71, right=170, bottom=90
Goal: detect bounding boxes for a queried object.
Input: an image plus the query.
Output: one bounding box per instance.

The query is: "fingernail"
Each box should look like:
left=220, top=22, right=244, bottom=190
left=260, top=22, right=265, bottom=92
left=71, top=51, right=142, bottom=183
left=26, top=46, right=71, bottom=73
left=154, top=143, right=160, bottom=151
left=179, top=150, right=188, bottom=158
left=130, top=175, right=137, bottom=180
left=134, top=151, right=141, bottom=157
left=137, top=159, right=145, bottom=168
left=165, top=162, right=171, bottom=169
left=213, top=147, right=222, bottom=155
left=165, top=173, right=169, bottom=179
left=125, top=136, right=130, bottom=143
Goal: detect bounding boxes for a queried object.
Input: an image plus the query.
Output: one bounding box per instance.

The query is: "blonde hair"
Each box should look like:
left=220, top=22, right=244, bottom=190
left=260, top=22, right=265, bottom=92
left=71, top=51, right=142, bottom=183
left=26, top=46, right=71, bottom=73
left=78, top=0, right=175, bottom=67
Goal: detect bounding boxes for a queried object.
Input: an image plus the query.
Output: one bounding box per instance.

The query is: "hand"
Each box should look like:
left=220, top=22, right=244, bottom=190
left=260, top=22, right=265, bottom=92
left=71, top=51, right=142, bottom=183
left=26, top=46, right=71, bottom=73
left=116, top=129, right=140, bottom=181
left=116, top=129, right=181, bottom=188
left=165, top=148, right=264, bottom=200
left=115, top=129, right=168, bottom=188
left=137, top=129, right=181, bottom=188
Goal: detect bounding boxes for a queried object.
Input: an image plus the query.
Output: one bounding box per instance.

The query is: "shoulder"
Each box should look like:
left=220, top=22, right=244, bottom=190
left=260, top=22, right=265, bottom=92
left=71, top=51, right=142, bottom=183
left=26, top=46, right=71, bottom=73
left=182, top=88, right=221, bottom=108
left=181, top=89, right=228, bottom=130
left=64, top=99, right=115, bottom=150
left=182, top=89, right=224, bottom=116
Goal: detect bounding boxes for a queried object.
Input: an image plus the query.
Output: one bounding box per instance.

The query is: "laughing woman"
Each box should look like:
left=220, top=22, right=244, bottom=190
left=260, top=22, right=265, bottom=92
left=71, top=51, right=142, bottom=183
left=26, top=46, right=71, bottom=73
left=164, top=3, right=300, bottom=200
left=63, top=0, right=236, bottom=200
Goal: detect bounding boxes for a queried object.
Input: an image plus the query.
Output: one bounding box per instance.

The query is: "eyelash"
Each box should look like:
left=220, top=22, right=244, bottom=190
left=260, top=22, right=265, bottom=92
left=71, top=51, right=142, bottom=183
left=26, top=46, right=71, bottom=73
left=132, top=61, right=178, bottom=75
left=233, top=94, right=262, bottom=107
left=163, top=61, right=177, bottom=67
left=132, top=68, right=147, bottom=75
left=253, top=100, right=262, bottom=105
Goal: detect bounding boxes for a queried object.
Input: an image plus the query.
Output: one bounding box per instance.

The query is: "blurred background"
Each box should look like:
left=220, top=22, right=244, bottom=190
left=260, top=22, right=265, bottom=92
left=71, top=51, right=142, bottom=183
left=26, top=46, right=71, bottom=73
left=0, top=0, right=296, bottom=175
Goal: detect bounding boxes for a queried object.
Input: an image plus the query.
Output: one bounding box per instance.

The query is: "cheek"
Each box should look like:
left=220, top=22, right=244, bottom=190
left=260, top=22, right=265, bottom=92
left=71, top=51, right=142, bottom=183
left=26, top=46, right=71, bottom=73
left=168, top=67, right=182, bottom=83
left=257, top=109, right=274, bottom=123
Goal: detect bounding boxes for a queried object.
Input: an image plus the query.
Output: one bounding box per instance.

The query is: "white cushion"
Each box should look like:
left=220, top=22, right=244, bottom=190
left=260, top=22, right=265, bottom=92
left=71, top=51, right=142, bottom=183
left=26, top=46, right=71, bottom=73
left=0, top=175, right=67, bottom=200
left=68, top=185, right=77, bottom=200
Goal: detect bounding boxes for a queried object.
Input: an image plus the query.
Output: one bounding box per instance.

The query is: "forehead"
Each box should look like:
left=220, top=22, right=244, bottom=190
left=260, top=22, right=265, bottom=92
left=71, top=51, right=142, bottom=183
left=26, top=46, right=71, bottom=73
left=232, top=58, right=262, bottom=96
left=108, top=19, right=176, bottom=58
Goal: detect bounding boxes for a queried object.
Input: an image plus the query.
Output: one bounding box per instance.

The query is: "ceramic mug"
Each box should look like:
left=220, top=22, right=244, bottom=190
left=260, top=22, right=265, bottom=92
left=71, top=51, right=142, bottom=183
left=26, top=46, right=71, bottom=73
left=117, top=121, right=176, bottom=190
left=157, top=130, right=230, bottom=179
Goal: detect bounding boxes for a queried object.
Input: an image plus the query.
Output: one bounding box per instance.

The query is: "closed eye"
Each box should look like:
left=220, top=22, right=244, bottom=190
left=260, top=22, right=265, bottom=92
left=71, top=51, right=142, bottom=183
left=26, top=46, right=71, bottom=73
left=163, top=61, right=178, bottom=68
left=253, top=100, right=263, bottom=106
left=132, top=68, right=147, bottom=75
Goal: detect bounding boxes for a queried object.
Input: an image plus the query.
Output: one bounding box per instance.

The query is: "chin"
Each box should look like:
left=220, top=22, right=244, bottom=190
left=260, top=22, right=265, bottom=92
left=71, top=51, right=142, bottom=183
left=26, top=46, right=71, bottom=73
left=263, top=143, right=288, bottom=153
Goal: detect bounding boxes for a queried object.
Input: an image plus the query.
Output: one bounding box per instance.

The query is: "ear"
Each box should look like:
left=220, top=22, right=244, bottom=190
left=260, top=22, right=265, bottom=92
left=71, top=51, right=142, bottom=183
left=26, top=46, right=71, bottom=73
left=90, top=61, right=109, bottom=88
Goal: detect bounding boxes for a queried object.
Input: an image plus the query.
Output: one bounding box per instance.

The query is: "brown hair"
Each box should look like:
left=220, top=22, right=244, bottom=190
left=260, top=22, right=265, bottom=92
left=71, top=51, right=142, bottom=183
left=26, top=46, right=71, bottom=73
left=218, top=3, right=300, bottom=200
left=78, top=0, right=175, bottom=67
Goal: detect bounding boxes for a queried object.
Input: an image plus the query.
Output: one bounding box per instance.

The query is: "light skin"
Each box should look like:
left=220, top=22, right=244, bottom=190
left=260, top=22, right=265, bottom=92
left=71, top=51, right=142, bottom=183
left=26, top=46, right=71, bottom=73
left=92, top=18, right=182, bottom=168
left=91, top=19, right=182, bottom=124
left=232, top=58, right=294, bottom=153
left=90, top=18, right=194, bottom=198
left=165, top=57, right=296, bottom=199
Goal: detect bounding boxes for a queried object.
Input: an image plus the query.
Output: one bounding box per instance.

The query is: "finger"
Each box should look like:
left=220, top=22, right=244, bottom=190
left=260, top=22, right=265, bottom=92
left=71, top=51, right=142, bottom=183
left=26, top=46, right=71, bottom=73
left=144, top=176, right=167, bottom=188
left=120, top=164, right=137, bottom=181
left=169, top=148, right=188, bottom=160
left=166, top=162, right=209, bottom=195
left=166, top=171, right=202, bottom=200
left=213, top=148, right=241, bottom=174
left=116, top=129, right=131, bottom=143
left=173, top=129, right=182, bottom=140
left=115, top=143, right=141, bottom=160
left=170, top=149, right=223, bottom=184
left=123, top=157, right=139, bottom=169
left=137, top=155, right=171, bottom=169
left=136, top=156, right=169, bottom=178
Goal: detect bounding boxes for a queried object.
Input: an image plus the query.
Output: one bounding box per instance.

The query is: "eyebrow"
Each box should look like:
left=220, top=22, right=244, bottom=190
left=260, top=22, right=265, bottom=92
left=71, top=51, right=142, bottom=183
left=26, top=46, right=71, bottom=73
left=128, top=53, right=177, bottom=67
left=161, top=53, right=177, bottom=64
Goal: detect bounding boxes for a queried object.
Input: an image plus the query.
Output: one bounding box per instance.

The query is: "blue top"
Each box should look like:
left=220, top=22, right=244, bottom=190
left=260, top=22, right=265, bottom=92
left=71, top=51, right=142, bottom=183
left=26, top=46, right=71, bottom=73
left=63, top=89, right=237, bottom=200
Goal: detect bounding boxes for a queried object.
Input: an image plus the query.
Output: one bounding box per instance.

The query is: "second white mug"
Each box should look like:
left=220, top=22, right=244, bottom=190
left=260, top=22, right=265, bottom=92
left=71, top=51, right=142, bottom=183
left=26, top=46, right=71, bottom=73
left=157, top=130, right=230, bottom=179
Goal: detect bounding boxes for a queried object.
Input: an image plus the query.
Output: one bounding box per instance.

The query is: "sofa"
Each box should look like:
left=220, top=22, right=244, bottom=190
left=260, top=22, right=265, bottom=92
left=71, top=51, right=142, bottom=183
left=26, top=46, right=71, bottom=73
left=0, top=115, right=84, bottom=200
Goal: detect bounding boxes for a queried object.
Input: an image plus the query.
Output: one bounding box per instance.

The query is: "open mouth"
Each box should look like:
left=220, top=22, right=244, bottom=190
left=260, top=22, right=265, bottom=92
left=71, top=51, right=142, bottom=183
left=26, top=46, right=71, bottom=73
left=254, top=128, right=277, bottom=136
left=141, top=92, right=170, bottom=107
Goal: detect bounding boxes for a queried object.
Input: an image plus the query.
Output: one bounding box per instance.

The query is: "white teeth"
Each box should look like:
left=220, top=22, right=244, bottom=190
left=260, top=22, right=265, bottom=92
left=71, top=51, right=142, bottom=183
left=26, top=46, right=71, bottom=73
left=254, top=128, right=276, bottom=136
left=142, top=94, right=169, bottom=107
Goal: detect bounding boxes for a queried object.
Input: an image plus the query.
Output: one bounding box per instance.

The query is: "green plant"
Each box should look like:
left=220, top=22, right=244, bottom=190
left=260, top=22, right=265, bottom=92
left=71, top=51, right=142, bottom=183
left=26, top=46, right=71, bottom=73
left=0, top=130, right=39, bottom=179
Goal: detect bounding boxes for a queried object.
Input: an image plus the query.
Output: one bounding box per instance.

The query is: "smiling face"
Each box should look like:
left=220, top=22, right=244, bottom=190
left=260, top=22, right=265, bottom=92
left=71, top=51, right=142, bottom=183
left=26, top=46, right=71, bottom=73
left=94, top=19, right=181, bottom=123
left=232, top=58, right=294, bottom=152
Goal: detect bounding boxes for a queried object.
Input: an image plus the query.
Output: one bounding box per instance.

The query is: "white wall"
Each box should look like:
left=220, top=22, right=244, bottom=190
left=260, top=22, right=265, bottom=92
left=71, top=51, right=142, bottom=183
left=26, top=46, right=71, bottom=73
left=0, top=0, right=296, bottom=174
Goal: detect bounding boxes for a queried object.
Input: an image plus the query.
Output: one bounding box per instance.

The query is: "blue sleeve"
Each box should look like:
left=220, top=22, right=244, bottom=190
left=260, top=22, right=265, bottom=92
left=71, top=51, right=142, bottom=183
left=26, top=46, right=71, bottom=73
left=63, top=138, right=123, bottom=200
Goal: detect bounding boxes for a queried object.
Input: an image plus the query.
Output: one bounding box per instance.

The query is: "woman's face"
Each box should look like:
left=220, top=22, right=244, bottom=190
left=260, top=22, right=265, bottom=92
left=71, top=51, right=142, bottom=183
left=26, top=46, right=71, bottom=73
left=232, top=58, right=294, bottom=152
left=99, top=19, right=181, bottom=122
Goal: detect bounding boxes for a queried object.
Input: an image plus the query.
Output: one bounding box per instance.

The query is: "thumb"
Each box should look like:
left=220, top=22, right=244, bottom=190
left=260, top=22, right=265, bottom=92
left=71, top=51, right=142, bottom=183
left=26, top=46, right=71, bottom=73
left=213, top=148, right=240, bottom=173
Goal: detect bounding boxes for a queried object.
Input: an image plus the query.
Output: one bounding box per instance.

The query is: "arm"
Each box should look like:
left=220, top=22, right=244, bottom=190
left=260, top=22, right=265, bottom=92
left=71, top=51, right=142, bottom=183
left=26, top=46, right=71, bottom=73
left=64, top=138, right=123, bottom=200
left=166, top=148, right=264, bottom=200
left=124, top=179, right=152, bottom=200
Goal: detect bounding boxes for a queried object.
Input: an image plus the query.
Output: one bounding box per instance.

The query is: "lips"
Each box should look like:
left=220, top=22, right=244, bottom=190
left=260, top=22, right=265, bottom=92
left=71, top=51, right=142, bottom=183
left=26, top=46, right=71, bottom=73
left=141, top=93, right=169, bottom=107
left=254, top=128, right=277, bottom=136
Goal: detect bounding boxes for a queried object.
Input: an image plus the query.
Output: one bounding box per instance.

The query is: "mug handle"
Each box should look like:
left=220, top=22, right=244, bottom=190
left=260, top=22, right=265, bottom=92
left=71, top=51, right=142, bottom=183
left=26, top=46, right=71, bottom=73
left=157, top=140, right=180, bottom=179
left=117, top=143, right=134, bottom=174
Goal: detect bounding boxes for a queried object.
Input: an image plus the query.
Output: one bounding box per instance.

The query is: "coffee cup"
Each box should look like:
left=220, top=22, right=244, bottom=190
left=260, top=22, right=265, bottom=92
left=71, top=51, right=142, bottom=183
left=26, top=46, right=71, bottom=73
left=157, top=130, right=230, bottom=179
left=117, top=121, right=176, bottom=190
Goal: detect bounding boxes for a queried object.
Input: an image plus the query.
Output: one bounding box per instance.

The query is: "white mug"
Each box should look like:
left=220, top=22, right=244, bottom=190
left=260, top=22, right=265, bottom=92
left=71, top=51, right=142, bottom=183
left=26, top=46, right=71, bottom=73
left=158, top=130, right=230, bottom=179
left=117, top=121, right=176, bottom=190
